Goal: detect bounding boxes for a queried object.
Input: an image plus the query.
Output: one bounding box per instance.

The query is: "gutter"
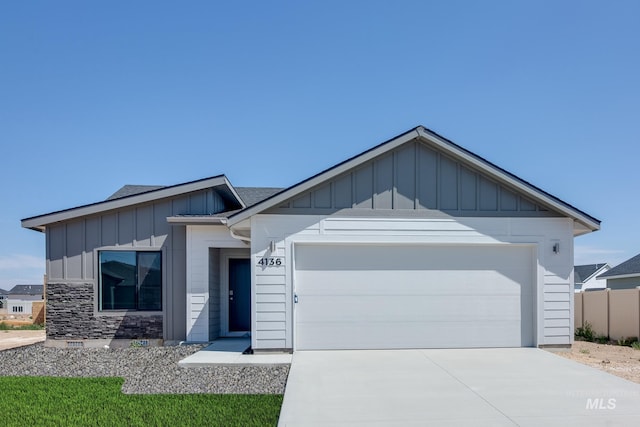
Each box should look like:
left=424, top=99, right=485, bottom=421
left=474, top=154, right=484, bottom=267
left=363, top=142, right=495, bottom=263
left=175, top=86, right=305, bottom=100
left=166, top=216, right=227, bottom=225
left=229, top=226, right=251, bottom=245
left=166, top=214, right=250, bottom=245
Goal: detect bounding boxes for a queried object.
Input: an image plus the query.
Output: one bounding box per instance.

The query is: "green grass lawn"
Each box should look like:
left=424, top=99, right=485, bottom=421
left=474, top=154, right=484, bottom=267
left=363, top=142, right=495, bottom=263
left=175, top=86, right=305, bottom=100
left=0, top=322, right=45, bottom=330
left=0, top=377, right=283, bottom=427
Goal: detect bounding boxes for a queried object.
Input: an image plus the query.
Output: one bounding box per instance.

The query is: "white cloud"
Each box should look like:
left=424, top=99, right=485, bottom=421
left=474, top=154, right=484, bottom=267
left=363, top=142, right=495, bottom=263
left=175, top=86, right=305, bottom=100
left=574, top=246, right=628, bottom=267
left=0, top=254, right=45, bottom=271
left=0, top=254, right=45, bottom=289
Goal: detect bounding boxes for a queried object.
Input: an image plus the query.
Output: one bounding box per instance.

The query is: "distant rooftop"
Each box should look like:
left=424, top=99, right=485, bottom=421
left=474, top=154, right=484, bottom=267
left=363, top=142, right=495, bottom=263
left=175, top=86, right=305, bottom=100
left=9, top=284, right=44, bottom=296
left=574, top=263, right=609, bottom=284
left=598, top=253, right=640, bottom=279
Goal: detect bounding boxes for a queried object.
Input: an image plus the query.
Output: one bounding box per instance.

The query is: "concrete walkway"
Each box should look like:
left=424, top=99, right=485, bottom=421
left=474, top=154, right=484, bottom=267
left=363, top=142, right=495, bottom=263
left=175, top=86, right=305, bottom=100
left=0, top=330, right=45, bottom=351
left=278, top=348, right=640, bottom=426
left=178, top=337, right=292, bottom=366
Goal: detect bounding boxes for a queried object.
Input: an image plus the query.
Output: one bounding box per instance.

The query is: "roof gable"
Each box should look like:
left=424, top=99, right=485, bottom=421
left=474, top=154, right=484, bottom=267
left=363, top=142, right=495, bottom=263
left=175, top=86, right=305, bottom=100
left=598, top=254, right=640, bottom=279
left=227, top=126, right=600, bottom=232
left=22, top=175, right=244, bottom=231
left=267, top=139, right=557, bottom=217
left=574, top=263, right=609, bottom=284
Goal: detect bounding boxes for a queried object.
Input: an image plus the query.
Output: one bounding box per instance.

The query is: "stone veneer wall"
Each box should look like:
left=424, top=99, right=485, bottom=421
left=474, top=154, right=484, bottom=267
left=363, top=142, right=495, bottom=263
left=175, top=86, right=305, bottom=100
left=46, top=283, right=163, bottom=340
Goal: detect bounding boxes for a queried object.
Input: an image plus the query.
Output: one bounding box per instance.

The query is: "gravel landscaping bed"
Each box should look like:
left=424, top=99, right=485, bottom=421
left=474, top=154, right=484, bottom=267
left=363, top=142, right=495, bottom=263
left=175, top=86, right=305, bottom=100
left=0, top=343, right=289, bottom=394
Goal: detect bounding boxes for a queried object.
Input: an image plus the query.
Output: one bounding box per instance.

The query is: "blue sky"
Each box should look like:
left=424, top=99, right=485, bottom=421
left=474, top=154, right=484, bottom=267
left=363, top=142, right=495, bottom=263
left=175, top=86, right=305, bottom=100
left=1, top=1, right=638, bottom=288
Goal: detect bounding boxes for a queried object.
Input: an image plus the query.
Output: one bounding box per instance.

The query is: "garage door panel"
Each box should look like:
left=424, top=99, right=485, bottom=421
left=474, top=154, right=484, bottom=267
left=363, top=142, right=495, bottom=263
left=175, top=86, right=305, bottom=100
left=294, top=244, right=534, bottom=350
left=296, top=270, right=524, bottom=296
left=296, top=295, right=522, bottom=323
left=296, top=321, right=524, bottom=350
left=296, top=244, right=528, bottom=273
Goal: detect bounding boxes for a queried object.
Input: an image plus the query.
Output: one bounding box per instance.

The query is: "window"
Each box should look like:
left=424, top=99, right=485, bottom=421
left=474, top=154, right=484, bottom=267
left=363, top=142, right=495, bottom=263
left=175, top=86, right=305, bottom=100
left=99, top=251, right=162, bottom=311
left=12, top=306, right=24, bottom=313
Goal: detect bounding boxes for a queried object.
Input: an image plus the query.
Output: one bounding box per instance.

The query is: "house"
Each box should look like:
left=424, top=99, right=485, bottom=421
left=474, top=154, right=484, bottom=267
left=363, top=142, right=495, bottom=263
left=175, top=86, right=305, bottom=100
left=573, top=263, right=610, bottom=292
left=6, top=285, right=44, bottom=315
left=21, top=126, right=600, bottom=350
left=597, top=253, right=640, bottom=290
left=0, top=288, right=8, bottom=309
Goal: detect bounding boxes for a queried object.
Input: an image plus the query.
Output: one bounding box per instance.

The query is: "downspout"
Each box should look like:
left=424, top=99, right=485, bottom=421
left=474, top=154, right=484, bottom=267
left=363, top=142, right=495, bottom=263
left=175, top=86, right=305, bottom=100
left=227, top=221, right=251, bottom=245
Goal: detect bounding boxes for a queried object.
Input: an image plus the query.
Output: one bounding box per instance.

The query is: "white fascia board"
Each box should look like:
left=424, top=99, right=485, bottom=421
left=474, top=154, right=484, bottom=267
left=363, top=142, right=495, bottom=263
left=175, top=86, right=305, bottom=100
left=226, top=129, right=421, bottom=226
left=22, top=176, right=230, bottom=230
left=166, top=216, right=227, bottom=225
left=223, top=176, right=246, bottom=209
left=416, top=128, right=601, bottom=232
left=597, top=273, right=640, bottom=281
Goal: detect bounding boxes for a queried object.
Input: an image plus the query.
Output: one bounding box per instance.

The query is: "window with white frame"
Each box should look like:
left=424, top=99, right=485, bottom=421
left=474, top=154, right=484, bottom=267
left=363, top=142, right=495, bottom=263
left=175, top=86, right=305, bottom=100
left=12, top=306, right=24, bottom=313
left=98, top=251, right=162, bottom=311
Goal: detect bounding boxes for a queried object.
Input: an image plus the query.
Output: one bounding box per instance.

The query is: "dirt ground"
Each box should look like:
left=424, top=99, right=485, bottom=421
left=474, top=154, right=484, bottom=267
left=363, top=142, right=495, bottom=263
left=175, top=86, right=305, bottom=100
left=0, top=330, right=46, bottom=351
left=551, top=340, right=640, bottom=384
left=0, top=313, right=35, bottom=323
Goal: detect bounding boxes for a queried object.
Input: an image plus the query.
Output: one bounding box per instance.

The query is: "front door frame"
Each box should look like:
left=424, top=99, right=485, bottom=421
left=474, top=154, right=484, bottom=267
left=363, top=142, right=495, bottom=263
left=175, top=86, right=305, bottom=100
left=220, top=248, right=251, bottom=337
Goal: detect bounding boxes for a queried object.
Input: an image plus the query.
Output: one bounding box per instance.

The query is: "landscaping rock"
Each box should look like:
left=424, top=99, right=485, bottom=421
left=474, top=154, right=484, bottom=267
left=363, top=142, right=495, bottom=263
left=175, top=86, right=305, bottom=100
left=0, top=343, right=289, bottom=394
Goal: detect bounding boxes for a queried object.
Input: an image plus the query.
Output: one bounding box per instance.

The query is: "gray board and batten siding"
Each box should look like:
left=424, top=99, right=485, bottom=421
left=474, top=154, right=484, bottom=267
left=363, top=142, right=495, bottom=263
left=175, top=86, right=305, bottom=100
left=268, top=140, right=559, bottom=217
left=46, top=188, right=232, bottom=342
left=606, top=277, right=640, bottom=290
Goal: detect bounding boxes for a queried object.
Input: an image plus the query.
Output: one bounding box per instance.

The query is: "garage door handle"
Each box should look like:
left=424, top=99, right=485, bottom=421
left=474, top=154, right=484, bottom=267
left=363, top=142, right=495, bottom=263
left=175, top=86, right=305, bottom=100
left=294, top=294, right=298, bottom=304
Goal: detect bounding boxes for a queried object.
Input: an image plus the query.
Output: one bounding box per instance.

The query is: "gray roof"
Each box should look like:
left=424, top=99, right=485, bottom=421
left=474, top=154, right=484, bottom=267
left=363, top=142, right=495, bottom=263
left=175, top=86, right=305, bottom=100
left=9, top=284, right=44, bottom=296
left=598, top=253, right=640, bottom=279
left=107, top=185, right=166, bottom=200
left=0, top=288, right=9, bottom=295
left=107, top=185, right=283, bottom=208
left=226, top=126, right=601, bottom=232
left=574, top=264, right=608, bottom=284
left=574, top=270, right=582, bottom=285
left=22, top=175, right=235, bottom=231
left=235, top=187, right=284, bottom=207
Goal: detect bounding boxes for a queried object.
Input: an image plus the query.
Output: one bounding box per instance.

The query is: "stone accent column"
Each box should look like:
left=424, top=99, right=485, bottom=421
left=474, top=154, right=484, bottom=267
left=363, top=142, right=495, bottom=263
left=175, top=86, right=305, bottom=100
left=46, top=283, right=163, bottom=340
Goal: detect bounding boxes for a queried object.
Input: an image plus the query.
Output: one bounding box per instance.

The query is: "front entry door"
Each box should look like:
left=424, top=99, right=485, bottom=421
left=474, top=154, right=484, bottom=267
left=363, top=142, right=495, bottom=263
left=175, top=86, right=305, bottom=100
left=228, top=258, right=251, bottom=332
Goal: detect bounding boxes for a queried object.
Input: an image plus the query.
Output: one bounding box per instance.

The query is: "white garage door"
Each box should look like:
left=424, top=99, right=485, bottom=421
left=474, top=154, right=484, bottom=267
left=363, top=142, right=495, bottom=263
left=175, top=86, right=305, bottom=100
left=294, top=244, right=534, bottom=350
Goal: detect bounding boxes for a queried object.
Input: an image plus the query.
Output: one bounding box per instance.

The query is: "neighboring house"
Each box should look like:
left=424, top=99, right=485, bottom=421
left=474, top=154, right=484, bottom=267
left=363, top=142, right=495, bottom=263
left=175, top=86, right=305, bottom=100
left=597, top=253, right=640, bottom=290
left=21, top=126, right=600, bottom=350
left=574, top=263, right=610, bottom=292
left=0, top=287, right=8, bottom=309
left=6, top=285, right=44, bottom=315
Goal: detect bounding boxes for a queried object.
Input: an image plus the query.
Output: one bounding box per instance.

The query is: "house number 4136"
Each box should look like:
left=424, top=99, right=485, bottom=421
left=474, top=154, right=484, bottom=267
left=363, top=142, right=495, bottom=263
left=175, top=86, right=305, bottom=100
left=257, top=257, right=283, bottom=267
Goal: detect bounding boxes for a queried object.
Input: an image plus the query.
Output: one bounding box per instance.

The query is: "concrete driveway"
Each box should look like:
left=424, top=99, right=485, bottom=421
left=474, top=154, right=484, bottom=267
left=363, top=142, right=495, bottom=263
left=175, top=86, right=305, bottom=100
left=0, top=330, right=45, bottom=350
left=278, top=348, right=640, bottom=426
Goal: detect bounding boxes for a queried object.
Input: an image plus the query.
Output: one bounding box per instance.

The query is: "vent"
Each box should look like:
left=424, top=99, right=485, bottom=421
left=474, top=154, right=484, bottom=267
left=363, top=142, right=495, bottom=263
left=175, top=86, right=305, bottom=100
left=66, top=341, right=84, bottom=348
left=131, top=340, right=149, bottom=347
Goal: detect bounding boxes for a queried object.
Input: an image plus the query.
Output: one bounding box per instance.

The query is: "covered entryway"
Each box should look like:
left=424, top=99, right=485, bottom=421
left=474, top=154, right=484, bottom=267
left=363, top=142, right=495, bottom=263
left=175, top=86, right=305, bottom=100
left=294, top=244, right=535, bottom=350
left=228, top=258, right=251, bottom=332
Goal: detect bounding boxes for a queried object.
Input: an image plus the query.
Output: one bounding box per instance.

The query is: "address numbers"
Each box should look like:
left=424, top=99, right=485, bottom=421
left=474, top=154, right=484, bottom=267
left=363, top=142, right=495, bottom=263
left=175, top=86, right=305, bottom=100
left=257, top=257, right=284, bottom=267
